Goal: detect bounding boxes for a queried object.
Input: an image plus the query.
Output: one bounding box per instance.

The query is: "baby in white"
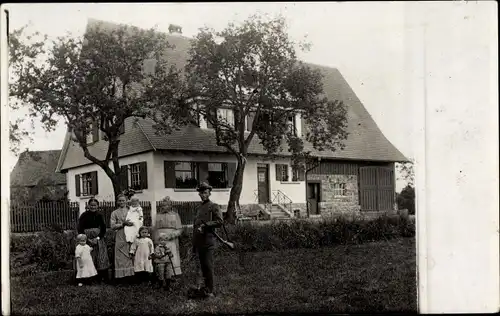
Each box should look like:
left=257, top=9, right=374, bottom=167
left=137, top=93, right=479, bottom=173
left=124, top=197, right=144, bottom=244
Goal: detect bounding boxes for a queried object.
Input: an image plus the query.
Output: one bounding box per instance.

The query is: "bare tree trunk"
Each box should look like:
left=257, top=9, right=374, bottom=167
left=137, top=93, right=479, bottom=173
left=225, top=157, right=246, bottom=224
left=111, top=175, right=122, bottom=202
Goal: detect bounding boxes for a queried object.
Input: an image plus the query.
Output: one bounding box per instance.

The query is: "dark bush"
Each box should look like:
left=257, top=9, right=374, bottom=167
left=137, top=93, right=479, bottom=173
left=26, top=227, right=76, bottom=272
left=397, top=185, right=416, bottom=215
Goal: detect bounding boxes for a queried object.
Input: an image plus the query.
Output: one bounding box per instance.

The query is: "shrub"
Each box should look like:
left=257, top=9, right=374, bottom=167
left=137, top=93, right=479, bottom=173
left=26, top=227, right=76, bottom=272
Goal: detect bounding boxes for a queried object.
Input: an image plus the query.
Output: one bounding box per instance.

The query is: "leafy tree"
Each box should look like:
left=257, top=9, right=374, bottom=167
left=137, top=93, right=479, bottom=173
left=396, top=159, right=415, bottom=187
left=10, top=21, right=182, bottom=199
left=152, top=15, right=348, bottom=223
left=8, top=24, right=47, bottom=154
left=396, top=184, right=415, bottom=215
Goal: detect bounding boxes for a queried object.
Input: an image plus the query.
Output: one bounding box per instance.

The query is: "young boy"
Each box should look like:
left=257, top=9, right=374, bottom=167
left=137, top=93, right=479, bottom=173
left=150, top=233, right=175, bottom=290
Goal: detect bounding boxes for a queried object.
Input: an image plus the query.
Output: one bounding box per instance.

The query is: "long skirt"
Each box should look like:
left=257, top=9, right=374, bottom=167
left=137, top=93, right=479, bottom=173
left=114, top=228, right=135, bottom=278
left=84, top=228, right=111, bottom=271
left=155, top=228, right=182, bottom=276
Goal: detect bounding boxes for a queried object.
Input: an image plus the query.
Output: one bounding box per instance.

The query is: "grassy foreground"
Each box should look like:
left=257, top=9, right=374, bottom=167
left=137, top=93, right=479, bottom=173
left=11, top=238, right=416, bottom=315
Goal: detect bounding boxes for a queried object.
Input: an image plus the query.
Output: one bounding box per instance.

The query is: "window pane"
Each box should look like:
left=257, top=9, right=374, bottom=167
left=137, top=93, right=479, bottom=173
left=82, top=173, right=92, bottom=195
left=208, top=163, right=223, bottom=171
left=130, top=164, right=141, bottom=190
left=175, top=162, right=192, bottom=171
left=175, top=170, right=197, bottom=189
left=208, top=163, right=227, bottom=188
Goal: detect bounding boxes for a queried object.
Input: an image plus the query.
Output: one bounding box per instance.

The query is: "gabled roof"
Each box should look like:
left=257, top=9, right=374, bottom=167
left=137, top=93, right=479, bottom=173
left=11, top=150, right=67, bottom=187
left=58, top=19, right=408, bottom=171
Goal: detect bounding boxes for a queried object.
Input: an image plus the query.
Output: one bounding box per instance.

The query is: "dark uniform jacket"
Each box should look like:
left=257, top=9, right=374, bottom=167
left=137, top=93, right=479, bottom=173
left=192, top=200, right=223, bottom=248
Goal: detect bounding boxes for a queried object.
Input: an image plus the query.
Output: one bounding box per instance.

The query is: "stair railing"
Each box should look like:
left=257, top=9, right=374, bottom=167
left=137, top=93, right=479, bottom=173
left=271, top=190, right=293, bottom=216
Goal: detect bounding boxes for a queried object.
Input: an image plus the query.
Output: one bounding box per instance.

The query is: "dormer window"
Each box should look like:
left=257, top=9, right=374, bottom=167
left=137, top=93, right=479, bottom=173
left=287, top=114, right=297, bottom=136
left=246, top=111, right=256, bottom=132
left=206, top=108, right=234, bottom=129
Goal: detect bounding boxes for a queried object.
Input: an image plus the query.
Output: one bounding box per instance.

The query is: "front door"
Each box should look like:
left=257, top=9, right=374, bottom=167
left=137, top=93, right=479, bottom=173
left=257, top=165, right=270, bottom=204
left=307, top=182, right=320, bottom=215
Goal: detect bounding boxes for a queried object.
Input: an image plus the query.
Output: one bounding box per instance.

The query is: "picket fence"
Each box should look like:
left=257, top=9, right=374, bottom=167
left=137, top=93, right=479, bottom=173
left=10, top=202, right=80, bottom=233
left=10, top=200, right=201, bottom=233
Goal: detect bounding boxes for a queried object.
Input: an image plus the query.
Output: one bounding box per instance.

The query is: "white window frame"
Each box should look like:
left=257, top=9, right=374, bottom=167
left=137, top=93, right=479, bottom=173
left=81, top=172, right=93, bottom=196
left=174, top=162, right=198, bottom=188
left=207, top=162, right=229, bottom=189
left=333, top=183, right=347, bottom=197
left=291, top=166, right=300, bottom=182
left=217, top=108, right=235, bottom=127
left=129, top=163, right=141, bottom=190
left=280, top=164, right=289, bottom=182
left=287, top=115, right=297, bottom=136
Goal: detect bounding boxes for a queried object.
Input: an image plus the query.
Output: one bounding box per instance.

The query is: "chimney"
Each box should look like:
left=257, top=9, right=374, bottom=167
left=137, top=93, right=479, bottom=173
left=168, top=24, right=182, bottom=35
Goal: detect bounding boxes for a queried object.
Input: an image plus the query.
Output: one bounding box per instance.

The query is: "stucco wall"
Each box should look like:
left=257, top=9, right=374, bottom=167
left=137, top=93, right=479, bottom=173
left=153, top=153, right=306, bottom=205
left=65, top=151, right=307, bottom=215
left=66, top=151, right=155, bottom=213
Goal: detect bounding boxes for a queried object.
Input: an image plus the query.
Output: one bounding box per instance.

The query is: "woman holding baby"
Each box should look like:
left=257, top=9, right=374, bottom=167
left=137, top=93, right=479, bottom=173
left=110, top=193, right=139, bottom=282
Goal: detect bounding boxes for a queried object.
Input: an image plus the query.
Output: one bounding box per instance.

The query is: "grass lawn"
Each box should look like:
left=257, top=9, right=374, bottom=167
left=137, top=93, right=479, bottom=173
left=10, top=238, right=416, bottom=314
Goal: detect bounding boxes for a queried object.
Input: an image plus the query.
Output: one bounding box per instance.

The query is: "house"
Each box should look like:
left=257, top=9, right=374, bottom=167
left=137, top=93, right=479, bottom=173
left=56, top=19, right=408, bottom=220
left=11, top=150, right=68, bottom=204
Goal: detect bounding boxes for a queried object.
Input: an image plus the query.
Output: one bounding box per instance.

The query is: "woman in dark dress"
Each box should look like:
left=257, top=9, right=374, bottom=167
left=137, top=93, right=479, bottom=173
left=77, top=197, right=111, bottom=282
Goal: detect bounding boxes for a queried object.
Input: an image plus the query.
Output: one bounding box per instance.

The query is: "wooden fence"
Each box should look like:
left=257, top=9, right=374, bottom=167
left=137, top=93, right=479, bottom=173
left=10, top=202, right=80, bottom=233
left=157, top=201, right=200, bottom=226
left=86, top=201, right=153, bottom=228
left=10, top=200, right=201, bottom=233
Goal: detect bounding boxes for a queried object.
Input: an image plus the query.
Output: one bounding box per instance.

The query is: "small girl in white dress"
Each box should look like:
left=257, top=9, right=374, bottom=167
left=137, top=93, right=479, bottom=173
left=124, top=197, right=144, bottom=244
left=129, top=226, right=154, bottom=283
left=75, top=234, right=97, bottom=286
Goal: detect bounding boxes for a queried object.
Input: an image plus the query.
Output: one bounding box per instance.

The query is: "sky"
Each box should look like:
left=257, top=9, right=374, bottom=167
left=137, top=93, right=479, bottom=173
left=3, top=2, right=493, bottom=191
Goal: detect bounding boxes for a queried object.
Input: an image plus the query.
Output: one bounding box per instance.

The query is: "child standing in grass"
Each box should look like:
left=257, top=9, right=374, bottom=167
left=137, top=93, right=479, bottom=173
left=129, top=226, right=154, bottom=283
left=150, top=233, right=175, bottom=290
left=75, top=234, right=98, bottom=286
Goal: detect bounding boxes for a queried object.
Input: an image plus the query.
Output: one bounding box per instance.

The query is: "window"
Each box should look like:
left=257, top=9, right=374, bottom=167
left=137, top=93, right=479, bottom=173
left=207, top=163, right=228, bottom=188
left=81, top=173, right=93, bottom=196
left=287, top=114, right=297, bottom=136
left=75, top=171, right=98, bottom=197
left=175, top=162, right=198, bottom=189
left=165, top=161, right=237, bottom=189
left=333, top=183, right=347, bottom=196
left=217, top=108, right=234, bottom=127
left=120, top=162, right=148, bottom=191
left=275, top=164, right=289, bottom=182
left=291, top=165, right=305, bottom=182
left=246, top=111, right=256, bottom=132
left=130, top=163, right=141, bottom=190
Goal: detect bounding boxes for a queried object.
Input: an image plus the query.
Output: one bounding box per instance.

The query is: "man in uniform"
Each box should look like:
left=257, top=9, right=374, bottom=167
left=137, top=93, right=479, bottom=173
left=192, top=182, right=224, bottom=298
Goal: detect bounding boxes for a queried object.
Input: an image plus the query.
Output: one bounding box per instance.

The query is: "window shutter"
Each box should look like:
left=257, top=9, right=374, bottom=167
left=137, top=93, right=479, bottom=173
left=119, top=122, right=125, bottom=134
left=206, top=116, right=213, bottom=129
left=301, top=116, right=307, bottom=137
left=120, top=165, right=129, bottom=191
left=75, top=175, right=81, bottom=197
left=92, top=121, right=99, bottom=143
left=164, top=161, right=176, bottom=188
left=226, top=163, right=237, bottom=188
left=275, top=164, right=282, bottom=181
left=298, top=167, right=305, bottom=181
left=90, top=171, right=99, bottom=195
left=198, top=162, right=209, bottom=183
left=139, top=161, right=148, bottom=189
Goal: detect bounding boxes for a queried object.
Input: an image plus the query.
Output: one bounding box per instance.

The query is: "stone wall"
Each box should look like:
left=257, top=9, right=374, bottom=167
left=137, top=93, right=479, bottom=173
left=307, top=174, right=360, bottom=216
left=290, top=203, right=307, bottom=218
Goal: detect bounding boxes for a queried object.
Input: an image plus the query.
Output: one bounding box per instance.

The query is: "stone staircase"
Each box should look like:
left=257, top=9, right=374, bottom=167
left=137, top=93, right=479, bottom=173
left=267, top=204, right=292, bottom=220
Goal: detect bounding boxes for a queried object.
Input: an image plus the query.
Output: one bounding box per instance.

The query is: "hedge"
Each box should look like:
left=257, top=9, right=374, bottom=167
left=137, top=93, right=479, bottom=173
left=10, top=214, right=415, bottom=276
